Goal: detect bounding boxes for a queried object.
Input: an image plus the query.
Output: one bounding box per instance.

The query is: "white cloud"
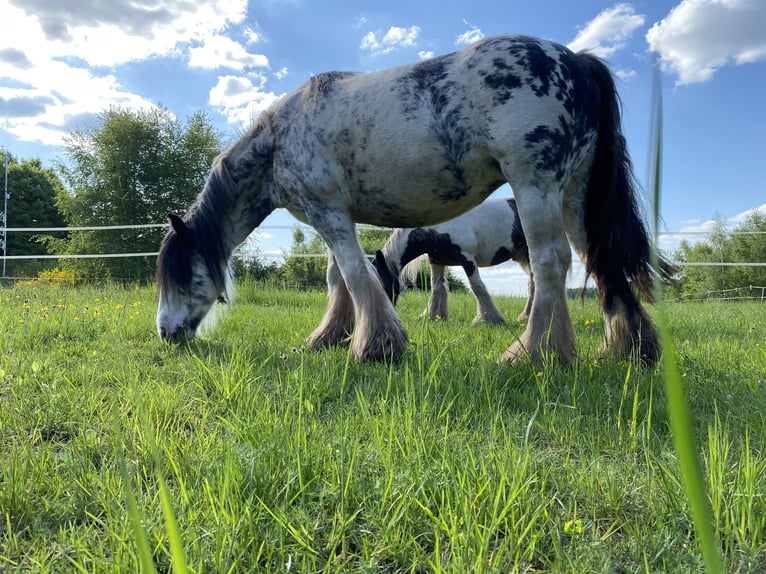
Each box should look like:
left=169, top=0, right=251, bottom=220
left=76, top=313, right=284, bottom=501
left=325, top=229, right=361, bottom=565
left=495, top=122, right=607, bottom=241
left=0, top=0, right=248, bottom=146
left=567, top=2, right=645, bottom=57
left=646, top=0, right=766, bottom=84
left=188, top=35, right=269, bottom=70
left=418, top=51, right=435, bottom=60
left=243, top=27, right=263, bottom=45
left=208, top=74, right=283, bottom=126
left=360, top=25, right=421, bottom=55
left=274, top=66, right=289, bottom=80
left=615, top=68, right=637, bottom=80
left=456, top=20, right=484, bottom=46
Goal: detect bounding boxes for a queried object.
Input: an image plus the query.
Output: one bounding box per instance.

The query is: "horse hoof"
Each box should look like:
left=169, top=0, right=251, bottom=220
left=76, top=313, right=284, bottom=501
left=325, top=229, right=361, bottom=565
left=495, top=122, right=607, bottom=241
left=498, top=341, right=529, bottom=365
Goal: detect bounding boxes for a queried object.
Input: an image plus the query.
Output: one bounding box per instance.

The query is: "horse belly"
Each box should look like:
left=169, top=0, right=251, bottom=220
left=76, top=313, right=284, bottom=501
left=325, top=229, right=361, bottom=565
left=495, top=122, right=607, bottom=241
left=348, top=149, right=505, bottom=228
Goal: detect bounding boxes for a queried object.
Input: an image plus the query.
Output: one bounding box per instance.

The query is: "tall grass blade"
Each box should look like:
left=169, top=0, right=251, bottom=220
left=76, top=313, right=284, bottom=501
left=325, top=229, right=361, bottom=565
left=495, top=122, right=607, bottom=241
left=131, top=384, right=190, bottom=574
left=649, top=59, right=723, bottom=574
left=116, top=432, right=157, bottom=574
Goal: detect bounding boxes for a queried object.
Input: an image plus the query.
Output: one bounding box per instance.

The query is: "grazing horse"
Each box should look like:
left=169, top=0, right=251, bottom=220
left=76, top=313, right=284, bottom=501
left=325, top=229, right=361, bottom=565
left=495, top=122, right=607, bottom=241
left=372, top=198, right=534, bottom=325
left=156, top=33, right=672, bottom=365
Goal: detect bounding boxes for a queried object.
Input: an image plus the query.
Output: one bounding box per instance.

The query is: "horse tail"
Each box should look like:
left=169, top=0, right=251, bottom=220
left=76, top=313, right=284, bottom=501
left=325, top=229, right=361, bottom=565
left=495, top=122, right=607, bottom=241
left=578, top=52, right=673, bottom=309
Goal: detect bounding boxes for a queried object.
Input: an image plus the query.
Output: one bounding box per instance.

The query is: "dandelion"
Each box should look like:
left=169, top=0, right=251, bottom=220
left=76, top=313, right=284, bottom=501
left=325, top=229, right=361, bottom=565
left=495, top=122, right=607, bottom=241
left=564, top=519, right=583, bottom=535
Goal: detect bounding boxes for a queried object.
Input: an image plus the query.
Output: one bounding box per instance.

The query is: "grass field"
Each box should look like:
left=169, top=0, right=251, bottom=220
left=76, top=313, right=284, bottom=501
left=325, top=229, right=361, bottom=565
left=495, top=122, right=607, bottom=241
left=1, top=280, right=765, bottom=572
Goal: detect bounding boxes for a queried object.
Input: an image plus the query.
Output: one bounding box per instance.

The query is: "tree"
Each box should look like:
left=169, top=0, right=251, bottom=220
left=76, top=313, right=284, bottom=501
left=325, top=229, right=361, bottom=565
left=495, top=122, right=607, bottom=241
left=673, top=211, right=766, bottom=299
left=0, top=151, right=68, bottom=277
left=280, top=227, right=328, bottom=288
left=727, top=211, right=766, bottom=289
left=55, top=107, right=222, bottom=281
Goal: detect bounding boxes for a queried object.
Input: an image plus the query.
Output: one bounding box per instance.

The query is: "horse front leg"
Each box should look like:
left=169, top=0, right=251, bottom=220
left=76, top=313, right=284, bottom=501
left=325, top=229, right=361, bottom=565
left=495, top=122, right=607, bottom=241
left=424, top=263, right=449, bottom=321
left=310, top=215, right=408, bottom=362
left=499, top=187, right=575, bottom=366
left=306, top=252, right=354, bottom=350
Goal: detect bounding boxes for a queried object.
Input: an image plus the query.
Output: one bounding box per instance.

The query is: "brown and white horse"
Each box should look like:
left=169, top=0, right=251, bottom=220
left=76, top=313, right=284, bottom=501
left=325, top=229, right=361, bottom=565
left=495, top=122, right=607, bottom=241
left=156, top=34, right=672, bottom=365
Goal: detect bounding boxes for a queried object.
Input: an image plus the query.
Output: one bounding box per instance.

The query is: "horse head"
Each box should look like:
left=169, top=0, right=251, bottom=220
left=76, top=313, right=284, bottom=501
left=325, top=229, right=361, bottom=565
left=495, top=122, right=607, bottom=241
left=372, top=250, right=402, bottom=305
left=156, top=213, right=230, bottom=342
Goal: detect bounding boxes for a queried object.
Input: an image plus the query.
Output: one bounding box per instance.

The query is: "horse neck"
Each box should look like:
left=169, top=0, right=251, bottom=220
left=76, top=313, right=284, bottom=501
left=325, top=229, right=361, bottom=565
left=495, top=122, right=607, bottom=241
left=190, top=125, right=275, bottom=258
left=380, top=228, right=419, bottom=273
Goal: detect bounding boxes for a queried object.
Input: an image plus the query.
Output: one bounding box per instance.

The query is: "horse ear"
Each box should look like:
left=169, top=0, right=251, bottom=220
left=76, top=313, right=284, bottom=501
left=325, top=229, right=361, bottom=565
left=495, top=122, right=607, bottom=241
left=167, top=213, right=191, bottom=243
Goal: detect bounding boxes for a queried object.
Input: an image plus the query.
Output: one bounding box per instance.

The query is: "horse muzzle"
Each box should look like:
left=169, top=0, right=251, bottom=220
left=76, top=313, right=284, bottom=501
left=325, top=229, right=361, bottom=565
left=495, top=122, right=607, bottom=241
left=158, top=324, right=196, bottom=343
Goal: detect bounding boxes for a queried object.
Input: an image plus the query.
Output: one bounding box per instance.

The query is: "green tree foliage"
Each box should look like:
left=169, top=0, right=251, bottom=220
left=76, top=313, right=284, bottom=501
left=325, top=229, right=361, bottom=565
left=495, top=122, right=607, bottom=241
left=674, top=211, right=766, bottom=300
left=357, top=227, right=390, bottom=254
left=280, top=227, right=328, bottom=288
left=55, top=107, right=222, bottom=281
left=0, top=152, right=67, bottom=277
left=279, top=227, right=396, bottom=289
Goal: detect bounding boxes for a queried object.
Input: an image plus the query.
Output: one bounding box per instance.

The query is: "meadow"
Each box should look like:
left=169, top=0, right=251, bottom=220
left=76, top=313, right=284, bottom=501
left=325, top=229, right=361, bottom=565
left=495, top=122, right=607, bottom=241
left=0, top=280, right=765, bottom=573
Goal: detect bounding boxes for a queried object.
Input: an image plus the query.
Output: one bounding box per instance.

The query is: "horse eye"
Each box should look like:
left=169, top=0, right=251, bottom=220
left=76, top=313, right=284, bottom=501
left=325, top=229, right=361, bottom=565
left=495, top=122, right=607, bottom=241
left=217, top=295, right=228, bottom=304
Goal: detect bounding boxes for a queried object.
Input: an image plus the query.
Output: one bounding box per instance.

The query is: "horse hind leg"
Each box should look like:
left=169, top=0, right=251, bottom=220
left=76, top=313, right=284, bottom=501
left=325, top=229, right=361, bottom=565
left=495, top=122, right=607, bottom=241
left=464, top=261, right=505, bottom=325
left=306, top=252, right=355, bottom=350
left=499, top=185, right=575, bottom=366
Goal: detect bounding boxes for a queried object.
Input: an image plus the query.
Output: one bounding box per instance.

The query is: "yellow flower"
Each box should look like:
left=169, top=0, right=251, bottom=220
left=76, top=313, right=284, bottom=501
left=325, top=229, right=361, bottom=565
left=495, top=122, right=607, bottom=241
left=564, top=519, right=583, bottom=535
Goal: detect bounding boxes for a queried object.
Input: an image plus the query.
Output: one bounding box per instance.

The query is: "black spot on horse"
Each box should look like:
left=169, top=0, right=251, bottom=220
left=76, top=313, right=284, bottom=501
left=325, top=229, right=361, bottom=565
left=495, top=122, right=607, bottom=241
left=399, top=54, right=455, bottom=118
left=404, top=229, right=466, bottom=267
left=482, top=58, right=522, bottom=104
left=490, top=246, right=514, bottom=266
left=523, top=115, right=573, bottom=180
left=521, top=40, right=558, bottom=98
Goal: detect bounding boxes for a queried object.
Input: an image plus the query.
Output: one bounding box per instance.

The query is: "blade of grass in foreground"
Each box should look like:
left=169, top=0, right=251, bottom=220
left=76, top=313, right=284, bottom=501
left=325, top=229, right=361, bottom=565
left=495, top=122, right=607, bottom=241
left=117, top=432, right=157, bottom=574
left=649, top=62, right=723, bottom=574
left=131, top=383, right=190, bottom=574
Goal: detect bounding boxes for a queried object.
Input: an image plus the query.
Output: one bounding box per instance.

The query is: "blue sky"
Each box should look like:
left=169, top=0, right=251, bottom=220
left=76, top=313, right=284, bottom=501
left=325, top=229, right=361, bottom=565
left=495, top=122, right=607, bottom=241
left=1, top=0, right=765, bottom=293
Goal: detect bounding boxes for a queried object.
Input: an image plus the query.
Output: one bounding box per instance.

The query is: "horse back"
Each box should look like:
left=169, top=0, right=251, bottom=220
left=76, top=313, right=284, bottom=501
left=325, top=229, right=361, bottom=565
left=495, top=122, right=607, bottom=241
left=267, top=34, right=602, bottom=227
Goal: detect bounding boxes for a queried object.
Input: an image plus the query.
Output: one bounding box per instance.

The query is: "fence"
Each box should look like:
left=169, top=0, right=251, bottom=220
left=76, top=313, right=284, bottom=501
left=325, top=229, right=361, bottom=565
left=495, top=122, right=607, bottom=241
left=2, top=223, right=765, bottom=298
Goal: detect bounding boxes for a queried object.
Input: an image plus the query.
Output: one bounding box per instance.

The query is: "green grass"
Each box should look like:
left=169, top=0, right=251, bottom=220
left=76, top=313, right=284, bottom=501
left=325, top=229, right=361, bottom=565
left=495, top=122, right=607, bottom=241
left=1, top=281, right=765, bottom=572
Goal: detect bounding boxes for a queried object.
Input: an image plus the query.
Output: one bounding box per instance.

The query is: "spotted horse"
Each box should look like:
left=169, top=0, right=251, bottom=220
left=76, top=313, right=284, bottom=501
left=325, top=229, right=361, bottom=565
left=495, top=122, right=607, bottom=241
left=156, top=34, right=673, bottom=366
left=373, top=198, right=534, bottom=325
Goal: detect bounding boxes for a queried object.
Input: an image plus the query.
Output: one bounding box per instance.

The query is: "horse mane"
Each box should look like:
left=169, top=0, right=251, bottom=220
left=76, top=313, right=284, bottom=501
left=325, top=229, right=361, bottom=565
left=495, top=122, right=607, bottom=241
left=184, top=157, right=236, bottom=297
left=379, top=228, right=410, bottom=276
left=401, top=255, right=428, bottom=286
left=306, top=71, right=358, bottom=104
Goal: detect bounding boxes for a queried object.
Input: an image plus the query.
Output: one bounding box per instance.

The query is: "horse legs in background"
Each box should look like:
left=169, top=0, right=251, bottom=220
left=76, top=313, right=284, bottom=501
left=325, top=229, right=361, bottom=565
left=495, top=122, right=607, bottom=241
left=307, top=216, right=408, bottom=361
left=517, top=272, right=534, bottom=322
left=500, top=185, right=575, bottom=366
left=423, top=263, right=449, bottom=321
left=306, top=252, right=355, bottom=350
left=464, top=261, right=506, bottom=325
